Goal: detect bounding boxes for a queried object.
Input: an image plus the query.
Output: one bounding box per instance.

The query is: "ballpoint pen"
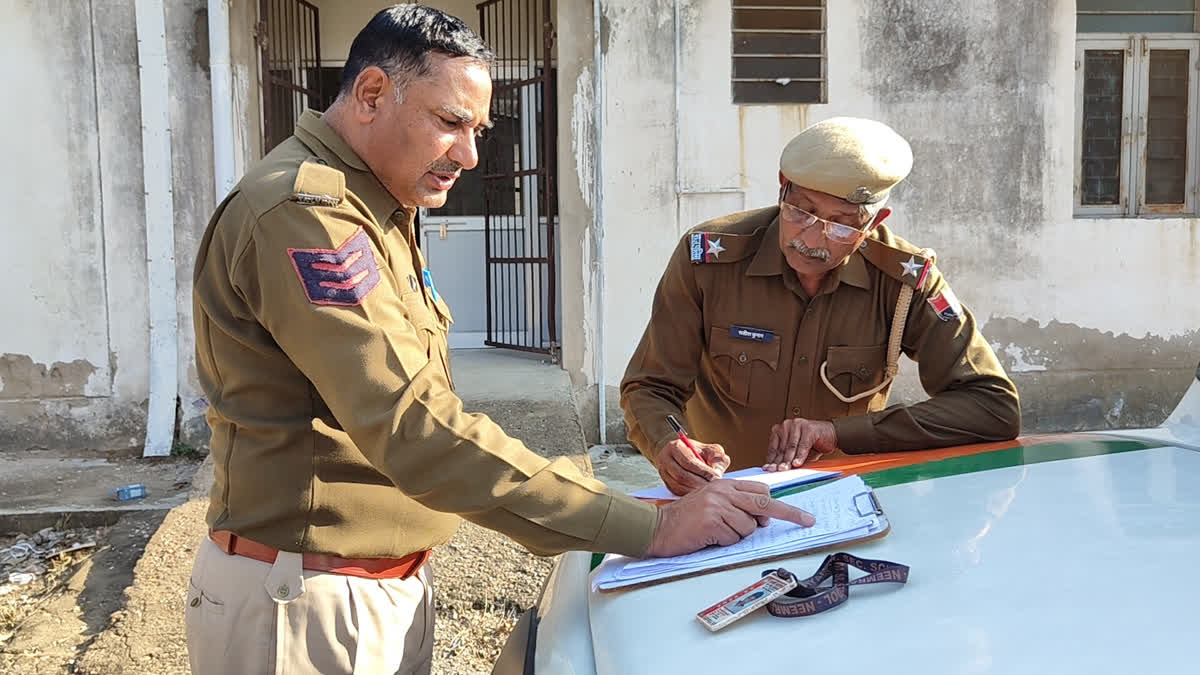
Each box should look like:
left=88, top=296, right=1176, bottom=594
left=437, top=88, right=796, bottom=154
left=666, top=414, right=709, bottom=467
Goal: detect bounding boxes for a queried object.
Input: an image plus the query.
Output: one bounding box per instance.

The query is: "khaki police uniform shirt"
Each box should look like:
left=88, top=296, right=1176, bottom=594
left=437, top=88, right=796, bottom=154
left=620, top=206, right=1020, bottom=471
left=193, top=111, right=657, bottom=559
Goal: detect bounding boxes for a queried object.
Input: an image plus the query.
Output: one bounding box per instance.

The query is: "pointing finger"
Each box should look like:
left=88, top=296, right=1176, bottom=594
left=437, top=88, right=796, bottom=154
left=730, top=485, right=816, bottom=528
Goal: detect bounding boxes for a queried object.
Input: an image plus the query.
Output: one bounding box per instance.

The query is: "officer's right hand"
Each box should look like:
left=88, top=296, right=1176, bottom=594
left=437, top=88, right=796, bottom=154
left=656, top=438, right=731, bottom=496
left=646, top=480, right=816, bottom=558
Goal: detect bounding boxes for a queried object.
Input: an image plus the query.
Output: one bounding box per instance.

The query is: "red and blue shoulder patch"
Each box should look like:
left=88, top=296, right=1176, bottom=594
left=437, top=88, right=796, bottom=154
left=927, top=288, right=963, bottom=322
left=287, top=228, right=380, bottom=306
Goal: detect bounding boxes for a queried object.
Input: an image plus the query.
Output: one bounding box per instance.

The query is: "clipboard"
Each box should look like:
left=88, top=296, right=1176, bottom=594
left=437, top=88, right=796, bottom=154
left=593, top=486, right=892, bottom=592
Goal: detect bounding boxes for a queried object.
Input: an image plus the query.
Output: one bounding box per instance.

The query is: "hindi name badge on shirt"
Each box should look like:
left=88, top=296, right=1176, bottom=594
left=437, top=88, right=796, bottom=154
left=729, top=325, right=774, bottom=343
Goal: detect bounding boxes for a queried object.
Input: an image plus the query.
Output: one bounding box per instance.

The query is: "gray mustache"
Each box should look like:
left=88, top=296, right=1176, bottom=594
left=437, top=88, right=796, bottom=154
left=788, top=239, right=830, bottom=262
left=429, top=161, right=462, bottom=174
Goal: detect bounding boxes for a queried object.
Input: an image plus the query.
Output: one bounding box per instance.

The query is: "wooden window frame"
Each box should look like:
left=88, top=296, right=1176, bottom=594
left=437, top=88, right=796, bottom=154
left=1075, top=35, right=1200, bottom=217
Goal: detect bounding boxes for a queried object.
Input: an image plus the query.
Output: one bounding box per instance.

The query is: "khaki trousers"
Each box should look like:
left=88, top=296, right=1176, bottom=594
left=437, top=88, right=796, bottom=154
left=186, top=537, right=434, bottom=675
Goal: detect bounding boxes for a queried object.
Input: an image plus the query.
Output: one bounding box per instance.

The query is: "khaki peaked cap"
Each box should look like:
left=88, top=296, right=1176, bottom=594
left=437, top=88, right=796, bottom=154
left=779, top=117, right=913, bottom=212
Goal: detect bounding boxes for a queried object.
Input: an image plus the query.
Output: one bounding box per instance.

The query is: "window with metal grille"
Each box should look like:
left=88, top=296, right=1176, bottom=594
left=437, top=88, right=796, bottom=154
left=732, top=0, right=825, bottom=105
left=1075, top=1, right=1199, bottom=216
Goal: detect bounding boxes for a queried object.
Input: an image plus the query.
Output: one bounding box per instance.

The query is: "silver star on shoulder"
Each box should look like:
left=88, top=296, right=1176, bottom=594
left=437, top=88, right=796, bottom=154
left=707, top=237, right=726, bottom=258
left=900, top=255, right=923, bottom=277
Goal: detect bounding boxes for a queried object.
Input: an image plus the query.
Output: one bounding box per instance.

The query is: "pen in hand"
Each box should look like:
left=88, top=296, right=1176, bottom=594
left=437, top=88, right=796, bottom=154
left=666, top=414, right=710, bottom=467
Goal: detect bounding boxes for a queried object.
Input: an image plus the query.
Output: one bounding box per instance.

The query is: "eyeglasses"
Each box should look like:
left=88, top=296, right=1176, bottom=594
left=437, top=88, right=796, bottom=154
left=778, top=201, right=870, bottom=244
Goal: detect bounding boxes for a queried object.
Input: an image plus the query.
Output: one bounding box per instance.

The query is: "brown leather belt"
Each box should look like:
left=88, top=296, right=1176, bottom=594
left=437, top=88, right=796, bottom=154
left=764, top=553, right=909, bottom=617
left=209, top=530, right=430, bottom=580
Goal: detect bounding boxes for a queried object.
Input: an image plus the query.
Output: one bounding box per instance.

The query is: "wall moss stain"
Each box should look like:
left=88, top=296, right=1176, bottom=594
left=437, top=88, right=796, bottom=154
left=980, top=318, right=1199, bottom=432
left=0, top=399, right=144, bottom=453
left=984, top=318, right=1200, bottom=373
left=0, top=354, right=98, bottom=399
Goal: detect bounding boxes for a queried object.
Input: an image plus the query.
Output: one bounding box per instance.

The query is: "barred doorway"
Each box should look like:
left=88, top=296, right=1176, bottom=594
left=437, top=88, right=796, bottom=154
left=258, top=0, right=323, bottom=153
left=476, top=0, right=559, bottom=359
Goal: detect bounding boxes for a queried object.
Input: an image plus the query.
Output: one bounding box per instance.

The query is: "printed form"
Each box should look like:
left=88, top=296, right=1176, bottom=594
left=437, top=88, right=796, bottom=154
left=593, top=475, right=886, bottom=590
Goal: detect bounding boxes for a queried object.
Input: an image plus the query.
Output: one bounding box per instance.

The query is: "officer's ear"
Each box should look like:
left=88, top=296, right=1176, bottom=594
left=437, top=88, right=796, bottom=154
left=867, top=207, right=891, bottom=233
left=350, top=66, right=389, bottom=121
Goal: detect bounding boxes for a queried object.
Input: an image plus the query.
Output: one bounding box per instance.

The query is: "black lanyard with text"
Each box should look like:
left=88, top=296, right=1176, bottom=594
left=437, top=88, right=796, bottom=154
left=763, top=552, right=909, bottom=618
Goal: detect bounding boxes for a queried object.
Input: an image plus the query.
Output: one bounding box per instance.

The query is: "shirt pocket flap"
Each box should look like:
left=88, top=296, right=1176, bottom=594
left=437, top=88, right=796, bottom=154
left=709, top=325, right=781, bottom=370
left=825, top=344, right=887, bottom=382
left=432, top=295, right=454, bottom=327
left=402, top=292, right=440, bottom=334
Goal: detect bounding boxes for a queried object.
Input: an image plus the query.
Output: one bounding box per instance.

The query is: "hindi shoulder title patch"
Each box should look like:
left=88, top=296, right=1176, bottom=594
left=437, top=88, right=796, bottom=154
left=287, top=228, right=380, bottom=306
left=689, top=233, right=726, bottom=263
left=927, top=287, right=963, bottom=322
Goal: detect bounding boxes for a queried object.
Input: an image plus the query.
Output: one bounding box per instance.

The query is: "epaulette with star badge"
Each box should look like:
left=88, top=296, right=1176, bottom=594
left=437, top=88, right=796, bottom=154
left=858, top=224, right=936, bottom=291
left=689, top=230, right=769, bottom=264
left=290, top=157, right=345, bottom=207
left=686, top=207, right=776, bottom=264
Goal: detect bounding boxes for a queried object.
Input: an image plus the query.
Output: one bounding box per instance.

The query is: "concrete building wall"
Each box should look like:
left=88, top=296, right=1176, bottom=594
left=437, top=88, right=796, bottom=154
left=167, top=0, right=218, bottom=447
left=0, top=0, right=215, bottom=453
left=231, top=0, right=264, bottom=174
left=558, top=0, right=1200, bottom=443
left=313, top=1, right=488, bottom=62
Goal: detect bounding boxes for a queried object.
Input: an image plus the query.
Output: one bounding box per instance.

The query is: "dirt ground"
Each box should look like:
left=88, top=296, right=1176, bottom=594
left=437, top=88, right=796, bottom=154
left=0, top=351, right=601, bottom=674
left=0, top=510, right=169, bottom=674
left=0, top=480, right=558, bottom=674
left=0, top=406, right=590, bottom=673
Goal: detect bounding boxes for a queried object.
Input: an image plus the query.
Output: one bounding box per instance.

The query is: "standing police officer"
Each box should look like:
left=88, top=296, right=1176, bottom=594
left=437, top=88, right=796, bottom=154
left=620, top=117, right=1020, bottom=496
left=185, top=6, right=813, bottom=674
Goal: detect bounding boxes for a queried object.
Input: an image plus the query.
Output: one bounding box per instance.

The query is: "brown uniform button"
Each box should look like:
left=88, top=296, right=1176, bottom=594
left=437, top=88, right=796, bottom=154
left=798, top=356, right=808, bottom=364
left=858, top=366, right=869, bottom=378
left=737, top=352, right=748, bottom=364
left=791, top=407, right=801, bottom=415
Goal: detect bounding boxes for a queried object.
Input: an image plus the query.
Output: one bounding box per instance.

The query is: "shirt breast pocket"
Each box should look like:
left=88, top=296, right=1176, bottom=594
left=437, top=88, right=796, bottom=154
left=821, top=344, right=888, bottom=405
left=707, top=325, right=780, bottom=407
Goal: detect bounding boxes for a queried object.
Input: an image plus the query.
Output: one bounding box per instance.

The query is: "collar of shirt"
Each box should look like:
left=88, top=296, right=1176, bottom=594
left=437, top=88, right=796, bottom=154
left=293, top=110, right=409, bottom=226
left=745, top=216, right=871, bottom=293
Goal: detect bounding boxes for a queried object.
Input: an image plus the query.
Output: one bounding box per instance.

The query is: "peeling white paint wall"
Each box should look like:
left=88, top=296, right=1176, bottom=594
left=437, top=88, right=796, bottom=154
left=571, top=66, right=596, bottom=211
left=3, top=4, right=112, bottom=399
left=0, top=0, right=214, bottom=451
left=557, top=0, right=599, bottom=409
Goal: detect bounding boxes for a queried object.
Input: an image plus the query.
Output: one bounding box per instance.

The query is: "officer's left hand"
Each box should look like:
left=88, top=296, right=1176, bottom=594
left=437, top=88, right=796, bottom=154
left=764, top=418, right=838, bottom=471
